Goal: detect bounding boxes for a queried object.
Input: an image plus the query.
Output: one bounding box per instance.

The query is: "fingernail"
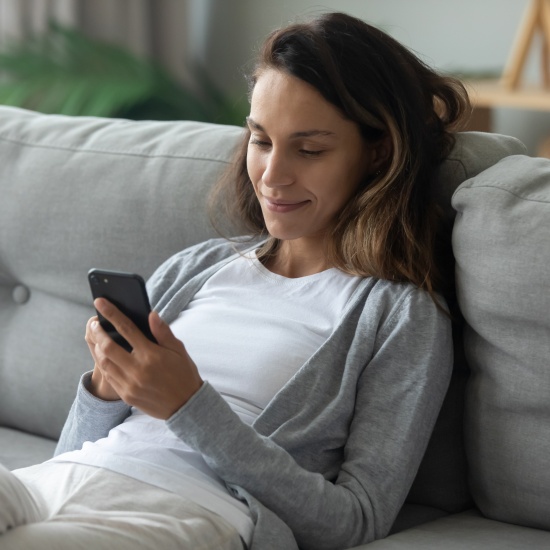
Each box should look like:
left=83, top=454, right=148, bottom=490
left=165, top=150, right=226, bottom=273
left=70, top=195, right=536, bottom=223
left=152, top=311, right=162, bottom=323
left=91, top=320, right=99, bottom=331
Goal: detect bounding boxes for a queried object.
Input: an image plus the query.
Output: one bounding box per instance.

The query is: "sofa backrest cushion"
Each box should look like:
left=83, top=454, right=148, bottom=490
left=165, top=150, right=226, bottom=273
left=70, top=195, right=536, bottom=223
left=452, top=155, right=550, bottom=530
left=0, top=107, right=243, bottom=439
left=404, top=131, right=526, bottom=514
left=432, top=131, right=529, bottom=224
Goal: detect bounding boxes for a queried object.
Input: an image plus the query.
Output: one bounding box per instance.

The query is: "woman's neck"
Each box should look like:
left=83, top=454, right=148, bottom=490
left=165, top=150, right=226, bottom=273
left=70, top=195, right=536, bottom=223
left=262, top=239, right=330, bottom=278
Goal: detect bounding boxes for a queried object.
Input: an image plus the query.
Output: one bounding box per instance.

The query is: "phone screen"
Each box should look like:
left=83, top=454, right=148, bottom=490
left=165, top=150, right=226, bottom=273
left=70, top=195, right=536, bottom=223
left=88, top=269, right=157, bottom=352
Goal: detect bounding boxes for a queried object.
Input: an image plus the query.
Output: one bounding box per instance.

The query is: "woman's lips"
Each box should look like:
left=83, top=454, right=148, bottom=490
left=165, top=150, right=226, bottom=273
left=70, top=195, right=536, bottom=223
left=264, top=198, right=310, bottom=213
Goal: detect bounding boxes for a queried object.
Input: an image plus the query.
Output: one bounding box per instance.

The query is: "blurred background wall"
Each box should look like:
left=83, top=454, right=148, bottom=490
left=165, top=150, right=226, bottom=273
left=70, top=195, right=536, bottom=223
left=192, top=0, right=523, bottom=91
left=0, top=0, right=548, bottom=155
left=191, top=0, right=548, bottom=156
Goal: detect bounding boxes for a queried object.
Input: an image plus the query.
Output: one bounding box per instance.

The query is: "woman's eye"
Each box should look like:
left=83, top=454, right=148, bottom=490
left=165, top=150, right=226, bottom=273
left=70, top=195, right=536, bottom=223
left=250, top=139, right=271, bottom=149
left=300, top=149, right=323, bottom=157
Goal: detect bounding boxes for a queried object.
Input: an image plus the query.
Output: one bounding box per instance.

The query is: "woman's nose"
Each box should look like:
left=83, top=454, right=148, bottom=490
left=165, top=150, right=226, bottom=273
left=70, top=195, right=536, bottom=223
left=262, top=150, right=293, bottom=187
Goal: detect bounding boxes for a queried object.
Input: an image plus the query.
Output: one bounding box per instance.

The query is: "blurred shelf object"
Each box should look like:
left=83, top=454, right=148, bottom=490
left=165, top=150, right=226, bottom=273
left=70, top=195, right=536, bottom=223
left=464, top=0, right=550, bottom=157
left=501, top=0, right=550, bottom=90
left=467, top=79, right=550, bottom=111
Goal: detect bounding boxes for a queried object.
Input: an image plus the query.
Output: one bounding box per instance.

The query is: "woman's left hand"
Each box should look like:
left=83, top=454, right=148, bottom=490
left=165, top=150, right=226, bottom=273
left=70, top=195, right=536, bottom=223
left=90, top=297, right=203, bottom=419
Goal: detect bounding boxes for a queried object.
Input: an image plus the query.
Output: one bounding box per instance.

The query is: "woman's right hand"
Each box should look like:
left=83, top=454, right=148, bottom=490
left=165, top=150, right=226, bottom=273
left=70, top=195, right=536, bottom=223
left=85, top=316, right=121, bottom=401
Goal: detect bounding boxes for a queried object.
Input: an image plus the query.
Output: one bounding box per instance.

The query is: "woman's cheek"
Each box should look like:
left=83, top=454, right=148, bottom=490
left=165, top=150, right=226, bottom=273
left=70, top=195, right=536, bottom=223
left=247, top=150, right=264, bottom=190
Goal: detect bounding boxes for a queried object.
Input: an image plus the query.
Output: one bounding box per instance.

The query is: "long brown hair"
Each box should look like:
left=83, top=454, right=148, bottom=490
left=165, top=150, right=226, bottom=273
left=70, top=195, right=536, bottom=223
left=211, top=12, right=470, bottom=295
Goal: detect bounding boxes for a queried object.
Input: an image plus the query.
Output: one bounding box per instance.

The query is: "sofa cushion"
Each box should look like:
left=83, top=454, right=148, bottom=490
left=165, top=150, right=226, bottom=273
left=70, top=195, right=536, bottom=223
left=350, top=509, right=550, bottom=549
left=0, top=427, right=57, bottom=470
left=404, top=132, right=526, bottom=515
left=432, top=131, right=528, bottom=224
left=0, top=107, right=243, bottom=443
left=452, top=155, right=550, bottom=530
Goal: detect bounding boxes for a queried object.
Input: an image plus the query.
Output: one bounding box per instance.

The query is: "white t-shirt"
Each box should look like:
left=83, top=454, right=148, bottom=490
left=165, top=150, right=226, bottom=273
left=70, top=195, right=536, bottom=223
left=170, top=251, right=362, bottom=423
left=54, top=252, right=361, bottom=543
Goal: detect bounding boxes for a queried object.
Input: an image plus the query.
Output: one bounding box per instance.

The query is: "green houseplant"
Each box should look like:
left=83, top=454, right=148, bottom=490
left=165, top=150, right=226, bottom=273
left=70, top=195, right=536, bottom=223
left=0, top=23, right=247, bottom=124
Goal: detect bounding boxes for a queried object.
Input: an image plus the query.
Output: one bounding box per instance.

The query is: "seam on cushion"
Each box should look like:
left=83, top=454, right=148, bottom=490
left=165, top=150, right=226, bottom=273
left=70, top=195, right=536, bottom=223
left=0, top=134, right=234, bottom=164
left=436, top=157, right=468, bottom=205
left=453, top=183, right=550, bottom=205
left=454, top=158, right=468, bottom=179
left=442, top=156, right=468, bottom=180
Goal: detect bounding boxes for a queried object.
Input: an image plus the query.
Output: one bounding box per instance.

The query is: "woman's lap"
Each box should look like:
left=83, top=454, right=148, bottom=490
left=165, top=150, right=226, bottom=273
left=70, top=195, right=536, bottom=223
left=0, top=462, right=244, bottom=550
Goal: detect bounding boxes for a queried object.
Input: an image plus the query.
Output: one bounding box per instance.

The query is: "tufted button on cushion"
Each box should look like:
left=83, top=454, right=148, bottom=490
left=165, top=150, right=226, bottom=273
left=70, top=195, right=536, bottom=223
left=12, top=284, right=30, bottom=304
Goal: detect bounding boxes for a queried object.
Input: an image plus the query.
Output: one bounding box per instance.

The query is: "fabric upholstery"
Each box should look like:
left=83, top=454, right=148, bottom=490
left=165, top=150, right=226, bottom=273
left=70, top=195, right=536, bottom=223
left=0, top=107, right=243, bottom=444
left=452, top=155, right=550, bottom=530
left=352, top=510, right=550, bottom=549
left=0, top=427, right=57, bottom=471
left=404, top=131, right=526, bottom=514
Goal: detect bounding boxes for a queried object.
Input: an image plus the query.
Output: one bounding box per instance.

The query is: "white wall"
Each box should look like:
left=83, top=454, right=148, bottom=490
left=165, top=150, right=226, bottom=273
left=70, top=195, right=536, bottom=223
left=189, top=0, right=550, bottom=155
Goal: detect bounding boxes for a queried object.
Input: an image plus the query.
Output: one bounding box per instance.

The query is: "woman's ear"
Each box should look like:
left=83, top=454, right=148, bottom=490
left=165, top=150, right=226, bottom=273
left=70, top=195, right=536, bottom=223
left=370, top=134, right=392, bottom=173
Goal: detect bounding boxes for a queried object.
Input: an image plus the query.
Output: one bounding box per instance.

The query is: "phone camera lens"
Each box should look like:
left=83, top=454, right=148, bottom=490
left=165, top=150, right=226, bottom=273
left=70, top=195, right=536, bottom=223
left=90, top=275, right=100, bottom=286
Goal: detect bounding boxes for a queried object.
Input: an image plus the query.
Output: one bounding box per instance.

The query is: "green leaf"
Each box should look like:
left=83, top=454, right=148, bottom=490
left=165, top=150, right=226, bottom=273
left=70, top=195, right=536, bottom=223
left=0, top=22, right=246, bottom=123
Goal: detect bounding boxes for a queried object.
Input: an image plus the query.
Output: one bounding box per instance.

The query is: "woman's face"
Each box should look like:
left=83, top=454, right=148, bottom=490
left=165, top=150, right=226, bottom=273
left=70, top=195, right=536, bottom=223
left=246, top=69, right=377, bottom=248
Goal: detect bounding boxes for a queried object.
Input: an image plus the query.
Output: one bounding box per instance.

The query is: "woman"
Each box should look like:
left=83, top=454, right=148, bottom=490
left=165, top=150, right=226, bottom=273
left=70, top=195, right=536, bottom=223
left=0, top=11, right=469, bottom=550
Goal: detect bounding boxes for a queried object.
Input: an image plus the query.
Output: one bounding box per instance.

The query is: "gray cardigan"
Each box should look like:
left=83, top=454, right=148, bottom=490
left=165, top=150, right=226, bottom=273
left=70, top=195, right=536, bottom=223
left=56, top=238, right=453, bottom=550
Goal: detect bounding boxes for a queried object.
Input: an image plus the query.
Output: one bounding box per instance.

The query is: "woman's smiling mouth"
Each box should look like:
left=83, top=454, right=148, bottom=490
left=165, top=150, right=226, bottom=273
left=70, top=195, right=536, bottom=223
left=263, top=197, right=311, bottom=213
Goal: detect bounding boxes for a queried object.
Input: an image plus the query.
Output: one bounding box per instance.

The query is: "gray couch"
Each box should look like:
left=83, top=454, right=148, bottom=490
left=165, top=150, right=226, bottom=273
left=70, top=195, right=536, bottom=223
left=0, top=105, right=548, bottom=549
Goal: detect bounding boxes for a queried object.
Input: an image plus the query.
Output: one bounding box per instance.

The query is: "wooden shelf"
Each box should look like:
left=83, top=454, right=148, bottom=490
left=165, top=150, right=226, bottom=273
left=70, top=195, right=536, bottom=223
left=463, top=1, right=550, bottom=156
left=466, top=79, right=550, bottom=111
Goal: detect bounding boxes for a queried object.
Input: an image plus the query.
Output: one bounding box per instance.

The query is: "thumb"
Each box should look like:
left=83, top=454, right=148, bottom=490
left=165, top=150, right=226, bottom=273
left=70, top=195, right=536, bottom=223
left=149, top=311, right=183, bottom=353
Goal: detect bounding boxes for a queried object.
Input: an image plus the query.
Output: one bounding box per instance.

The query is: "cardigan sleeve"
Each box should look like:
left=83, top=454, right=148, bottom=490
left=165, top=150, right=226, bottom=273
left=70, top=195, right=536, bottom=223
left=54, top=372, right=131, bottom=456
left=165, top=287, right=453, bottom=549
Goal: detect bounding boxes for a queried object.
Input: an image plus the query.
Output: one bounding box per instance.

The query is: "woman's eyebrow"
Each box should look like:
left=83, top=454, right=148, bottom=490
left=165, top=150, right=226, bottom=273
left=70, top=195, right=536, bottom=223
left=246, top=116, right=262, bottom=130
left=246, top=117, right=336, bottom=138
left=291, top=129, right=336, bottom=138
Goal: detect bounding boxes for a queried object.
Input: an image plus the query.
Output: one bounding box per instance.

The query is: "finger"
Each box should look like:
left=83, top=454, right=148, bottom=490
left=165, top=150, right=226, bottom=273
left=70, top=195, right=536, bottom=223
left=85, top=316, right=100, bottom=357
left=90, top=365, right=122, bottom=401
left=85, top=316, right=97, bottom=343
left=89, top=321, right=128, bottom=402
left=90, top=316, right=131, bottom=372
left=94, top=298, right=150, bottom=352
left=149, top=311, right=185, bottom=354
left=93, top=354, right=126, bottom=399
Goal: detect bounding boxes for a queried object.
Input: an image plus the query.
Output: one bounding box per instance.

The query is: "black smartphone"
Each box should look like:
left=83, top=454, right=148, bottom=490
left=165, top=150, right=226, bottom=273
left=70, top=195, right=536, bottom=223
left=88, top=269, right=157, bottom=352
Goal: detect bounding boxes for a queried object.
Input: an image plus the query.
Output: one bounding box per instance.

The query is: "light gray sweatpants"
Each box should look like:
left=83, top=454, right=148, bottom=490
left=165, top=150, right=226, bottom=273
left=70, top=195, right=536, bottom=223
left=0, top=462, right=245, bottom=550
